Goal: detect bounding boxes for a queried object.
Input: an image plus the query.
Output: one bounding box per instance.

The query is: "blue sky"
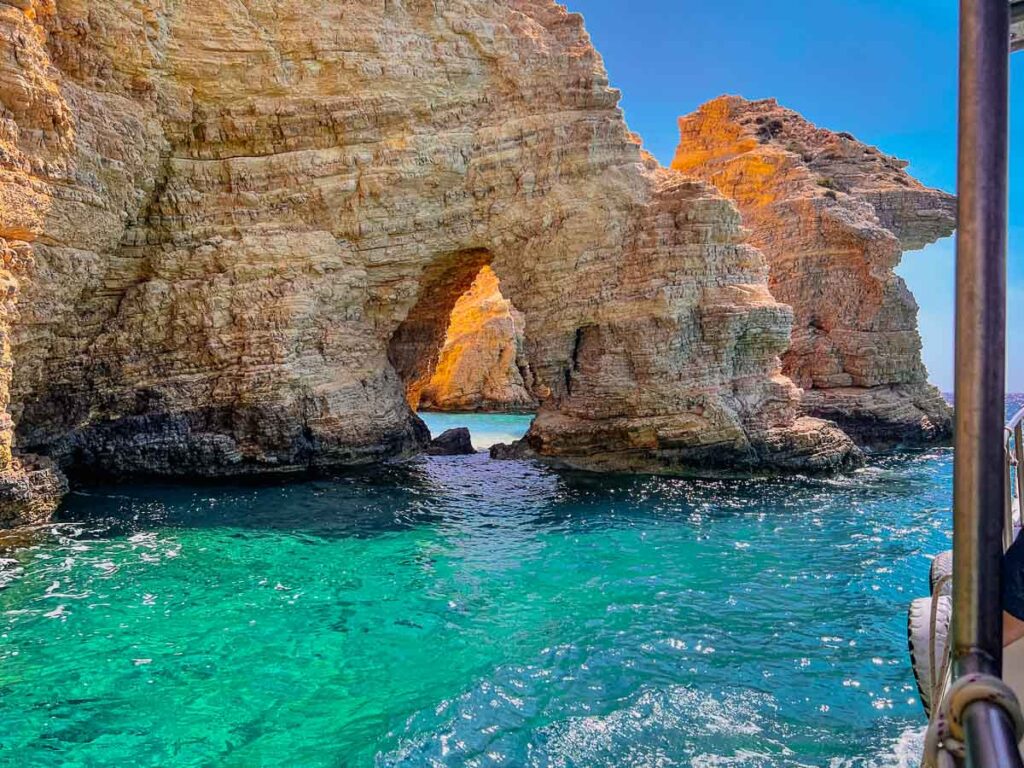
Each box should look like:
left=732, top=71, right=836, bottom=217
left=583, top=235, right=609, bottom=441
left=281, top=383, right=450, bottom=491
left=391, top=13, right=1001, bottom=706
left=565, top=0, right=1023, bottom=391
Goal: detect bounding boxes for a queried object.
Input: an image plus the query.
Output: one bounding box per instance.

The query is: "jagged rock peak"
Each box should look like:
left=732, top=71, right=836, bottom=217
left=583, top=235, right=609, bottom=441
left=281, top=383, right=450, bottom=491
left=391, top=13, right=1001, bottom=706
left=674, top=95, right=955, bottom=448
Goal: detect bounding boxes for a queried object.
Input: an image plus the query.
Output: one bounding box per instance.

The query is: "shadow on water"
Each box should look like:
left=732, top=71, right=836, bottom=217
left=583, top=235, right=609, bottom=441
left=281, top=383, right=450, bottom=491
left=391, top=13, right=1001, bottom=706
left=45, top=448, right=953, bottom=543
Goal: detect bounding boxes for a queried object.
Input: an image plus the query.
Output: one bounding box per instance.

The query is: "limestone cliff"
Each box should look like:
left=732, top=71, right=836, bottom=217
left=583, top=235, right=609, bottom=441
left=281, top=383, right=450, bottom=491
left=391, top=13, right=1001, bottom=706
left=0, top=0, right=861, bottom=520
left=674, top=97, right=955, bottom=448
left=417, top=266, right=537, bottom=413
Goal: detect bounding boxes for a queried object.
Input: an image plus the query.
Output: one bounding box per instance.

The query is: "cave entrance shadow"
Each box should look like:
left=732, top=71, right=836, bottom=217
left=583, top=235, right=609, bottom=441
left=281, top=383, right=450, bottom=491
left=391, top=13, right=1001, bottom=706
left=386, top=248, right=538, bottom=446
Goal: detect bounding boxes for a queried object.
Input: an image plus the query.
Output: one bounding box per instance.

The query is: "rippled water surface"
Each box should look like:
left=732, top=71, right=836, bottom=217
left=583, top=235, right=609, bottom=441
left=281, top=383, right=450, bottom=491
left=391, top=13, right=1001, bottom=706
left=2, top=404, right=1005, bottom=766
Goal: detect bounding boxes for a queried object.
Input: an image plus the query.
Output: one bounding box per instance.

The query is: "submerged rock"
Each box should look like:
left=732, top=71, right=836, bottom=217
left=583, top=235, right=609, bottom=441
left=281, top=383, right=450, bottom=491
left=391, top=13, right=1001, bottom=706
left=428, top=429, right=475, bottom=457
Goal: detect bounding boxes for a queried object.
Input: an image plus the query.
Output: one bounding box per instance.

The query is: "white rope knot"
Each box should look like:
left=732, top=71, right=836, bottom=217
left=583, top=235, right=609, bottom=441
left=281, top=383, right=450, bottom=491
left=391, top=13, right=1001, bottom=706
left=946, top=672, right=1024, bottom=745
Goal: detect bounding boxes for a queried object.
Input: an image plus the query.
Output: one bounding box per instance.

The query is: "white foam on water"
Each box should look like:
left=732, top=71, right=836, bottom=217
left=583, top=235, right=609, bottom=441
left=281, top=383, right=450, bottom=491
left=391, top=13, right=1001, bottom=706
left=829, top=725, right=925, bottom=768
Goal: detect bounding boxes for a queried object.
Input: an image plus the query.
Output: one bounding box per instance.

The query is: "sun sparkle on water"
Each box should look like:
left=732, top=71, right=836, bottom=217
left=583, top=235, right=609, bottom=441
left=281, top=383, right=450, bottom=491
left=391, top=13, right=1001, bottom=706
left=4, top=404, right=1018, bottom=766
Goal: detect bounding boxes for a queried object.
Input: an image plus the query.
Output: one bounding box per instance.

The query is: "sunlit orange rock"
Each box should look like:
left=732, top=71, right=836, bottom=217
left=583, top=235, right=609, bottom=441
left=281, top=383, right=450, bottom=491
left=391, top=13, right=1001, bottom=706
left=674, top=97, right=955, bottom=447
left=417, top=267, right=537, bottom=413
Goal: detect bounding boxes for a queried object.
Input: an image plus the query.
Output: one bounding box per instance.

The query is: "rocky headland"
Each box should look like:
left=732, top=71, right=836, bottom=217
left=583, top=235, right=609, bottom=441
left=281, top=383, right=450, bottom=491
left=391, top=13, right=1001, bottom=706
left=673, top=97, right=955, bottom=447
left=0, top=0, right=952, bottom=524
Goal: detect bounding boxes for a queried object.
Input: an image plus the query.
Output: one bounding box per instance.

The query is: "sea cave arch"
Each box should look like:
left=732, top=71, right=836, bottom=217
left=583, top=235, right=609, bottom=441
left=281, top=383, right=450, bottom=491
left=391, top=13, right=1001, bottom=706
left=386, top=250, right=541, bottom=417
left=0, top=0, right=954, bottom=527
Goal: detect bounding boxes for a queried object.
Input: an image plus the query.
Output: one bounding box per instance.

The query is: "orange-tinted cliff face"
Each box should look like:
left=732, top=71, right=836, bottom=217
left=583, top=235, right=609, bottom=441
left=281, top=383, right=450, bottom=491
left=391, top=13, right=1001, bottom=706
left=674, top=96, right=955, bottom=448
left=417, top=267, right=537, bottom=413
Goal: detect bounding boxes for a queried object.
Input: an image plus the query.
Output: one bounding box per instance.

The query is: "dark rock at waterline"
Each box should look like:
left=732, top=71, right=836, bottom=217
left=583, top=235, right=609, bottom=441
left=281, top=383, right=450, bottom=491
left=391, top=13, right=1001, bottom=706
left=489, top=440, right=533, bottom=461
left=427, top=428, right=475, bottom=456
left=0, top=454, right=68, bottom=529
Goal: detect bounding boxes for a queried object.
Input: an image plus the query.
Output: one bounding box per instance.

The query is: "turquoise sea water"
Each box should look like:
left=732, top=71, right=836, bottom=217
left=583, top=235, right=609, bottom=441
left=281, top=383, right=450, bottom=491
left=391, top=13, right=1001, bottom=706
left=2, top=402, right=1017, bottom=767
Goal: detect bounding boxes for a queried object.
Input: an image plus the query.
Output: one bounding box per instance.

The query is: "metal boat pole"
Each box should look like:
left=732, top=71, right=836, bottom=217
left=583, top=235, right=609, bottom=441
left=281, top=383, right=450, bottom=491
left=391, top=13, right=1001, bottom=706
left=953, top=0, right=1020, bottom=764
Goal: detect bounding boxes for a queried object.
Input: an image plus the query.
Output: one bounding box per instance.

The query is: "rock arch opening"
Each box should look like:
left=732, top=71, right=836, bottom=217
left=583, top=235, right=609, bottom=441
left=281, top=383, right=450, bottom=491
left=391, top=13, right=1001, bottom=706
left=387, top=251, right=538, bottom=418
left=418, top=266, right=538, bottom=414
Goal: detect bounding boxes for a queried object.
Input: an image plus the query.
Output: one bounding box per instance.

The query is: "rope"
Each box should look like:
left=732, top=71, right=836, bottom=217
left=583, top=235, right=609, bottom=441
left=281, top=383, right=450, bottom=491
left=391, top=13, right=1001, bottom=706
left=930, top=575, right=953, bottom=700
left=925, top=666, right=1024, bottom=765
left=947, top=672, right=1024, bottom=743
left=919, top=577, right=1024, bottom=765
left=922, top=581, right=957, bottom=768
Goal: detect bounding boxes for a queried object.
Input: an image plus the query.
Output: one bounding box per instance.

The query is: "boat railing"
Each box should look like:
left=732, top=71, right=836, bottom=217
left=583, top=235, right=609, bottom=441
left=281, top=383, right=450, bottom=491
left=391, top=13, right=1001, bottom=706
left=1004, top=405, right=1024, bottom=551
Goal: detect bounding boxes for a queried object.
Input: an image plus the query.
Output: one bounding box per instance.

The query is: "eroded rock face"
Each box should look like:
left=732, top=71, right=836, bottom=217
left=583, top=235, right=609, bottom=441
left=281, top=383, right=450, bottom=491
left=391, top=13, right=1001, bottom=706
left=417, top=266, right=537, bottom=413
left=0, top=453, right=66, bottom=528
left=0, top=0, right=867, bottom=522
left=497, top=170, right=861, bottom=475
left=674, top=97, right=955, bottom=448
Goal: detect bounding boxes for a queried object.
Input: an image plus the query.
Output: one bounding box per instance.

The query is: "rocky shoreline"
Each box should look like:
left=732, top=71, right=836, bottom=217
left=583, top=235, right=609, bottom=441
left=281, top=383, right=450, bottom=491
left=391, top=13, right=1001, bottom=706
left=0, top=0, right=951, bottom=524
left=674, top=97, right=954, bottom=449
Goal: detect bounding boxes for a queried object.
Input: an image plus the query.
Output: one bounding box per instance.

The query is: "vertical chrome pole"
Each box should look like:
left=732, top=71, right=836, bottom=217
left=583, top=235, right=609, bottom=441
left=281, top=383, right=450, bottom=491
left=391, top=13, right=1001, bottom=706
left=954, top=0, right=1019, bottom=764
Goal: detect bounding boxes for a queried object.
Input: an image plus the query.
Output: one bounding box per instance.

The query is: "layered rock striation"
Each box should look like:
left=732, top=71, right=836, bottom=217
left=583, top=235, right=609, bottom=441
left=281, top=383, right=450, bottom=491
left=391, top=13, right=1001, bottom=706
left=0, top=0, right=866, bottom=518
left=0, top=2, right=962, bottom=521
left=498, top=169, right=861, bottom=475
left=674, top=97, right=955, bottom=448
left=417, top=266, right=538, bottom=413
